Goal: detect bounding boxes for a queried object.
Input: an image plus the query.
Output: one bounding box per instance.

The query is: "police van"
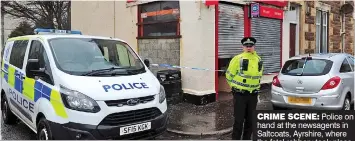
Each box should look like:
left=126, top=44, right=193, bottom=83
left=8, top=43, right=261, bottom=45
left=1, top=29, right=168, bottom=140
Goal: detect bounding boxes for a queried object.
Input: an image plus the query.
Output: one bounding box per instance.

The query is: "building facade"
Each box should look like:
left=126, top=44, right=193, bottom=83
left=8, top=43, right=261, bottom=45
left=71, top=0, right=354, bottom=105
left=300, top=1, right=354, bottom=55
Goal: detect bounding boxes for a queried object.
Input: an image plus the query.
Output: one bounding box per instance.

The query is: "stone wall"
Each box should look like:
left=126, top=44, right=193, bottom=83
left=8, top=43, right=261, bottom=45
left=138, top=39, right=180, bottom=76
left=302, top=1, right=354, bottom=54
left=345, top=12, right=354, bottom=54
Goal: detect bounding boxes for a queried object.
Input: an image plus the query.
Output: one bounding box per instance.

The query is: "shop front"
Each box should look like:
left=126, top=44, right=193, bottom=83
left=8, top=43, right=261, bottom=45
left=217, top=1, right=287, bottom=93
left=71, top=0, right=288, bottom=105
left=217, top=2, right=246, bottom=92
left=249, top=2, right=285, bottom=74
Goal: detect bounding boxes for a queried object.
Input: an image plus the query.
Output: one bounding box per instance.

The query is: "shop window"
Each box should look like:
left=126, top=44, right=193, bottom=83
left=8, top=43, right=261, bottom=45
left=316, top=10, right=328, bottom=53
left=137, top=1, right=180, bottom=38
left=289, top=5, right=296, bottom=11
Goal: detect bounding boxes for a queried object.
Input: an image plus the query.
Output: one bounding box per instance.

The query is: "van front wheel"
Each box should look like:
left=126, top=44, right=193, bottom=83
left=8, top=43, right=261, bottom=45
left=37, top=118, right=54, bottom=140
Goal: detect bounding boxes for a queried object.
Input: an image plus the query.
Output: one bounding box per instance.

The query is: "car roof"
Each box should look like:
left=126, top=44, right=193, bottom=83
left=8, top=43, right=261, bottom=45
left=7, top=34, right=127, bottom=43
left=289, top=53, right=350, bottom=61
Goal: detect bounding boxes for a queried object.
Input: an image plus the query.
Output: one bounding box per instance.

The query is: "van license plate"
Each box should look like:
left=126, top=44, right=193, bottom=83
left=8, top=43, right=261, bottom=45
left=120, top=122, right=151, bottom=135
left=288, top=97, right=312, bottom=104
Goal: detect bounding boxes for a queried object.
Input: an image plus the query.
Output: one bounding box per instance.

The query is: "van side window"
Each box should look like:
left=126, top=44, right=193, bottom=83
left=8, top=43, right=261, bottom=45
left=1, top=45, right=5, bottom=60
left=1, top=45, right=5, bottom=65
left=28, top=40, right=53, bottom=84
left=340, top=58, right=352, bottom=73
left=9, top=40, right=28, bottom=69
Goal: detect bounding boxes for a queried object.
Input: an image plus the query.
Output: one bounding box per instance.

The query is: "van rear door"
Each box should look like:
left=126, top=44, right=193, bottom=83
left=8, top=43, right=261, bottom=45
left=5, top=39, right=31, bottom=124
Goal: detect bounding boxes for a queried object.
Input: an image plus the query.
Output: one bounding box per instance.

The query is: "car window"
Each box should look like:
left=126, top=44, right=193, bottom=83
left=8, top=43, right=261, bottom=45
left=347, top=56, right=354, bottom=71
left=28, top=40, right=53, bottom=84
left=281, top=58, right=333, bottom=76
left=9, top=40, right=28, bottom=69
left=340, top=58, right=352, bottom=73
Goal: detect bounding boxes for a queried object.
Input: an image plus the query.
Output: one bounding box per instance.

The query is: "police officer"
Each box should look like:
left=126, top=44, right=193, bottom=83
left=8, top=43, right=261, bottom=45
left=225, top=37, right=263, bottom=140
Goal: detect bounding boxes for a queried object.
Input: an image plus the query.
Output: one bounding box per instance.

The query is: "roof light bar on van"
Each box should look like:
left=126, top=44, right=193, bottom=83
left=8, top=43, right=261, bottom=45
left=34, top=28, right=82, bottom=35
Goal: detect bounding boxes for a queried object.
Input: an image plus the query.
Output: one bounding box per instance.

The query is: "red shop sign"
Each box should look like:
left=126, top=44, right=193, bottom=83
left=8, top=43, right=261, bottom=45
left=203, top=0, right=218, bottom=6
left=259, top=6, right=283, bottom=19
left=255, top=0, right=288, bottom=7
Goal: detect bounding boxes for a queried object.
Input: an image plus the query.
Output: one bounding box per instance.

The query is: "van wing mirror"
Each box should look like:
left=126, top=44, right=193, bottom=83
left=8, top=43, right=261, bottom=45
left=144, top=59, right=150, bottom=68
left=26, top=59, right=45, bottom=78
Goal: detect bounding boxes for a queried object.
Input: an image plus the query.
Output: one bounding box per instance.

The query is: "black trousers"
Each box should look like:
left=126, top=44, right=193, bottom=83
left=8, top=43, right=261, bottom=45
left=232, top=90, right=258, bottom=140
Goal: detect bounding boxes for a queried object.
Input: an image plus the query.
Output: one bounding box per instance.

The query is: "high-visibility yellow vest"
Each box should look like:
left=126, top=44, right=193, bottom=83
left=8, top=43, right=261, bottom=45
left=225, top=51, right=263, bottom=93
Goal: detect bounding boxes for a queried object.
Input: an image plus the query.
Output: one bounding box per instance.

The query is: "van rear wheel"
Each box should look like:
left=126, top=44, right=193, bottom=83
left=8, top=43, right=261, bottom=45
left=1, top=94, right=17, bottom=125
left=37, top=118, right=54, bottom=140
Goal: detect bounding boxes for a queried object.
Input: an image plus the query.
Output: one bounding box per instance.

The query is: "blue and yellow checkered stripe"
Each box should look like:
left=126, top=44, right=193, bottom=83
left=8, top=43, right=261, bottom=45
left=2, top=62, right=68, bottom=118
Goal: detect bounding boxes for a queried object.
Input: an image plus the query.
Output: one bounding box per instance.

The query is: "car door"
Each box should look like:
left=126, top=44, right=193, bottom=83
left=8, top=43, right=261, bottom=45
left=338, top=57, right=354, bottom=99
left=346, top=56, right=355, bottom=96
left=23, top=39, right=56, bottom=128
left=5, top=39, right=31, bottom=124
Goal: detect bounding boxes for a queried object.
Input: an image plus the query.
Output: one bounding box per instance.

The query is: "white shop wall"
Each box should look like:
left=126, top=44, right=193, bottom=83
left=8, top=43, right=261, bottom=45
left=179, top=1, right=216, bottom=95
left=282, top=6, right=300, bottom=65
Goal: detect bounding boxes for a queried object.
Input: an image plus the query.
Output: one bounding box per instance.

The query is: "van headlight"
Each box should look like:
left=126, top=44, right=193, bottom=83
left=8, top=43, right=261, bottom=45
left=159, top=85, right=166, bottom=103
left=60, top=85, right=100, bottom=113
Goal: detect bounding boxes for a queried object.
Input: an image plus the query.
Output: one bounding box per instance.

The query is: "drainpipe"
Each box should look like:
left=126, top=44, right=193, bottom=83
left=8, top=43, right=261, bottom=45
left=341, top=0, right=346, bottom=53
left=114, top=1, right=116, bottom=38
left=1, top=12, right=4, bottom=48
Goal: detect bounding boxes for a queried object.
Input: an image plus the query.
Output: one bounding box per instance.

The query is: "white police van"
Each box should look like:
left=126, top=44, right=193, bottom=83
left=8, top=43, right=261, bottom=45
left=1, top=29, right=168, bottom=140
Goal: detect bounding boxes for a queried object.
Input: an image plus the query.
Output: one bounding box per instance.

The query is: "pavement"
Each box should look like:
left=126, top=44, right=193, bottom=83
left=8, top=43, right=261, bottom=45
left=0, top=84, right=273, bottom=140
left=165, top=83, right=273, bottom=136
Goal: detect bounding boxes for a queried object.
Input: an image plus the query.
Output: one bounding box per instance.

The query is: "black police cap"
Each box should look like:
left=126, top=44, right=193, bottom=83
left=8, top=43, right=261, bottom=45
left=241, top=37, right=256, bottom=47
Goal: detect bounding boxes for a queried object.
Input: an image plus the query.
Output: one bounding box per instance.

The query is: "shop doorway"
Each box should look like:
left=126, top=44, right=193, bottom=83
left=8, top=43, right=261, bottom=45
left=289, top=23, right=296, bottom=57
left=217, top=2, right=245, bottom=93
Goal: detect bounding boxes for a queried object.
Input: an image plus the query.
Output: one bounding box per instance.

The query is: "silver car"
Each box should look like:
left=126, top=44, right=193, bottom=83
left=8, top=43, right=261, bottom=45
left=271, top=53, right=354, bottom=110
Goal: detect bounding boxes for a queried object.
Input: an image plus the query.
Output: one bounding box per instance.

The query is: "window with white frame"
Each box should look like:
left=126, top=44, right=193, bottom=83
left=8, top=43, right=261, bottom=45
left=316, top=10, right=328, bottom=53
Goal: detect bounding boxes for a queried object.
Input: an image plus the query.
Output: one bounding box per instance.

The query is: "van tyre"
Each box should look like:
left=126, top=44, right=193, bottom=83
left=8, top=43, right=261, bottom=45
left=342, top=96, right=351, bottom=110
left=1, top=94, right=17, bottom=125
left=37, top=118, right=54, bottom=140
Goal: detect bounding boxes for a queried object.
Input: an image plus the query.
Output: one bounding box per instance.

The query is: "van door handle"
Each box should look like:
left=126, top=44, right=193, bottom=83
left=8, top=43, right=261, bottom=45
left=15, top=73, right=25, bottom=80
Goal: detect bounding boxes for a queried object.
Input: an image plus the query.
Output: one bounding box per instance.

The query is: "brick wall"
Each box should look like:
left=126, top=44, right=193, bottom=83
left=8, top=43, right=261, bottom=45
left=138, top=39, right=180, bottom=76
left=302, top=1, right=354, bottom=55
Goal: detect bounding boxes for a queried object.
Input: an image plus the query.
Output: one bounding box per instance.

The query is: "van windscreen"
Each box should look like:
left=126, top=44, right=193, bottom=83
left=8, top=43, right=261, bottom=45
left=281, top=58, right=333, bottom=76
left=48, top=38, right=145, bottom=76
